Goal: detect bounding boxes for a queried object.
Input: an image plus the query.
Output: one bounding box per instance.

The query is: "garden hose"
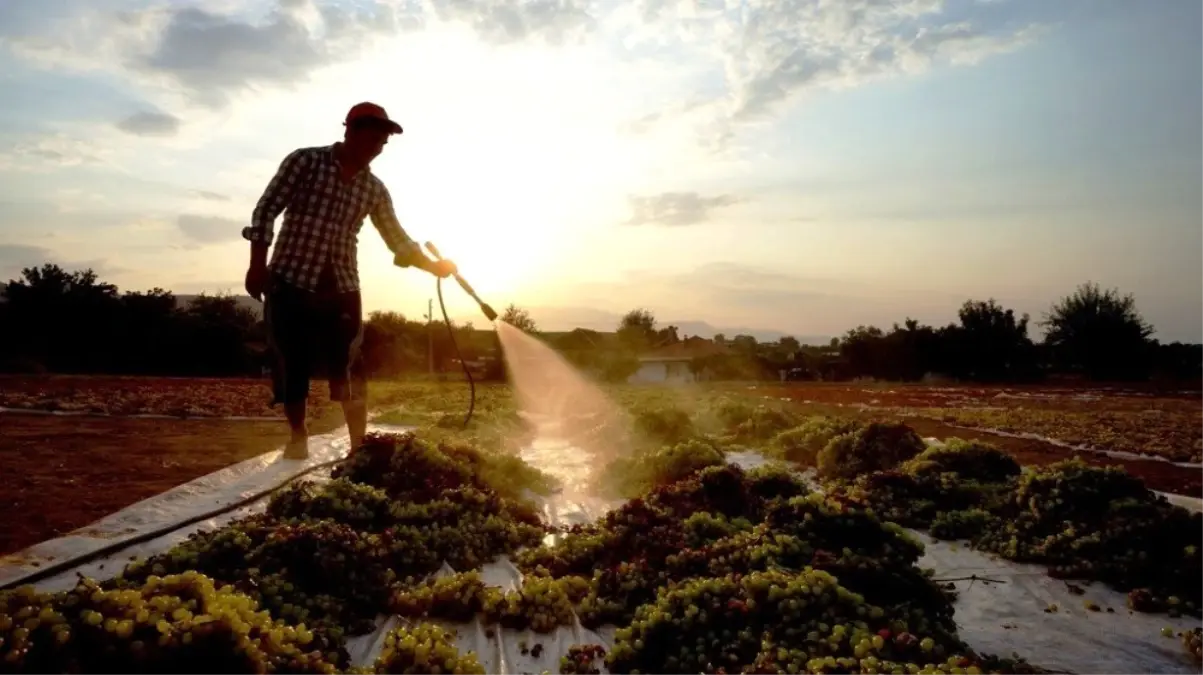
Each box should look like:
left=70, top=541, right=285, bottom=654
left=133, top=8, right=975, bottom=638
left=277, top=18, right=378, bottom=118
left=424, top=240, right=499, bottom=431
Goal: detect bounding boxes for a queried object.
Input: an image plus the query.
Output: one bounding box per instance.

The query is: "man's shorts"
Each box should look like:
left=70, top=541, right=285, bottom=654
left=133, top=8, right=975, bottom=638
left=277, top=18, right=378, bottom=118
left=264, top=272, right=366, bottom=406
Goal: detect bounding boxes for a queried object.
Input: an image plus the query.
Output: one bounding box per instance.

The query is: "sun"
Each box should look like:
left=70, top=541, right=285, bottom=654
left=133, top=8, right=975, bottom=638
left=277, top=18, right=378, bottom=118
left=295, top=26, right=645, bottom=310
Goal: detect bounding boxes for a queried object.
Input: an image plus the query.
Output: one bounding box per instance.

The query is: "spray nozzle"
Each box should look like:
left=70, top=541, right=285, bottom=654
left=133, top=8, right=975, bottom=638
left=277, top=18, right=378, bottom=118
left=424, top=241, right=499, bottom=323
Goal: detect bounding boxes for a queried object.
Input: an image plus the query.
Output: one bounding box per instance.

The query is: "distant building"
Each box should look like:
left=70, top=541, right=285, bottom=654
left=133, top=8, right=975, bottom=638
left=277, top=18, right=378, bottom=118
left=628, top=338, right=728, bottom=385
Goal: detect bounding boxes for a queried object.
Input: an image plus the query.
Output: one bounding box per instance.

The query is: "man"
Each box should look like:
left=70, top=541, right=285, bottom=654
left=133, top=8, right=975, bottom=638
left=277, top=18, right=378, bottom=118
left=242, top=101, right=456, bottom=460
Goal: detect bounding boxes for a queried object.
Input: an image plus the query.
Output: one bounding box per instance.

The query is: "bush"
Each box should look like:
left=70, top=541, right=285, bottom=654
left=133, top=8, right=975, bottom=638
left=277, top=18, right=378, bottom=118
left=817, top=421, right=927, bottom=480
left=772, top=416, right=864, bottom=466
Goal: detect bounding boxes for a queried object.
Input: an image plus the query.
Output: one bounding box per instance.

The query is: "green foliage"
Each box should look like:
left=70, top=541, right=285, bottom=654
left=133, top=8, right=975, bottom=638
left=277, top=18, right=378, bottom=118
left=1043, top=281, right=1156, bottom=381
left=499, top=304, right=538, bottom=334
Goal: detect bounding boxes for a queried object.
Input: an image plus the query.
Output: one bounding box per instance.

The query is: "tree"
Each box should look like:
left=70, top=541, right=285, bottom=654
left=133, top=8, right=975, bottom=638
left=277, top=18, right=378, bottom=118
left=500, top=304, right=538, bottom=334
left=617, top=308, right=658, bottom=351
left=1, top=264, right=121, bottom=372
left=839, top=325, right=885, bottom=378
left=731, top=334, right=758, bottom=355
left=945, top=299, right=1039, bottom=382
left=174, top=293, right=259, bottom=376
left=1042, top=282, right=1155, bottom=381
left=654, top=325, right=681, bottom=346
left=778, top=336, right=801, bottom=355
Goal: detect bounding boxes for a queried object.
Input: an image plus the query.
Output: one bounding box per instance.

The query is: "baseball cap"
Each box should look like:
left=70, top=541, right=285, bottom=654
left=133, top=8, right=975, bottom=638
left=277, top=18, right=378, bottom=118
left=344, top=102, right=403, bottom=134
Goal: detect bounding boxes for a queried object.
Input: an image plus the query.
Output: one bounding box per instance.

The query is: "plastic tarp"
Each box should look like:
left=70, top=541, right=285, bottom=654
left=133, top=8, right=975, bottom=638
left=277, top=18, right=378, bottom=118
left=1, top=424, right=1201, bottom=674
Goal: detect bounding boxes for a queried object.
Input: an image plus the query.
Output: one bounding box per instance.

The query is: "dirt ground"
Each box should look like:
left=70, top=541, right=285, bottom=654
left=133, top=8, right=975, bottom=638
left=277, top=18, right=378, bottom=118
left=0, top=414, right=349, bottom=556
left=0, top=378, right=423, bottom=556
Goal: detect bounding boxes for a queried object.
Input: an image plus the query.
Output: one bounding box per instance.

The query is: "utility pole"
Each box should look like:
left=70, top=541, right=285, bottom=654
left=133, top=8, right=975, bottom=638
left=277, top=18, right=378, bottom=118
left=427, top=298, right=434, bottom=376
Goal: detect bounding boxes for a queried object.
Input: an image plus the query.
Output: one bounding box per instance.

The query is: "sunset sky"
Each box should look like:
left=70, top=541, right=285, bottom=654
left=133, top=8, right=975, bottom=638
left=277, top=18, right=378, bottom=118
left=0, top=0, right=1199, bottom=342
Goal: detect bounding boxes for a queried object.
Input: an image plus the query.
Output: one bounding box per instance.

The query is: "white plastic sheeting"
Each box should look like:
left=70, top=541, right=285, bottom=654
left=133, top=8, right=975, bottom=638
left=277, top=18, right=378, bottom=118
left=1, top=424, right=1201, bottom=674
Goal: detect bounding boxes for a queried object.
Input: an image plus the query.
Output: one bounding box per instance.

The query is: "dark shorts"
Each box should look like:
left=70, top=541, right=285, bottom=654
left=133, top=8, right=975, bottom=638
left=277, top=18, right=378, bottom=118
left=264, top=271, right=366, bottom=405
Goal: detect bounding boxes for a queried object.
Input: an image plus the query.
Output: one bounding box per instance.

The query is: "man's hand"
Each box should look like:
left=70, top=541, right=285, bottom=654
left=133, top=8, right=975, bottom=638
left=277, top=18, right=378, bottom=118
left=429, top=259, right=458, bottom=279
left=245, top=264, right=269, bottom=301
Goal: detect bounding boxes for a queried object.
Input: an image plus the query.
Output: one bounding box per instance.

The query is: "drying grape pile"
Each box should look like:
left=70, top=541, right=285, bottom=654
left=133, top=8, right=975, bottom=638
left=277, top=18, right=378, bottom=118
left=826, top=433, right=1203, bottom=618
left=0, top=425, right=1052, bottom=674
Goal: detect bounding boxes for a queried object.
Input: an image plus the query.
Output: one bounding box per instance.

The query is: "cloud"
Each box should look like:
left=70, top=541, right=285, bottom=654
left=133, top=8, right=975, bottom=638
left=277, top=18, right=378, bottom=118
left=431, top=0, right=597, bottom=46
left=619, top=0, right=1045, bottom=148
left=0, top=133, right=108, bottom=172
left=624, top=192, right=742, bottom=226
left=191, top=190, right=231, bottom=202
left=0, top=243, right=125, bottom=283
left=177, top=214, right=241, bottom=243
left=726, top=1, right=1043, bottom=122
left=0, top=244, right=53, bottom=272
left=115, top=110, right=180, bottom=136
left=7, top=1, right=420, bottom=108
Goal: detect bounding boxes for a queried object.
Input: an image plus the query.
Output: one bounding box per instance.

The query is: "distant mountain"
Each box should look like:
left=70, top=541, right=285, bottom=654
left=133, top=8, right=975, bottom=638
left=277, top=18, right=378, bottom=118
left=666, top=320, right=831, bottom=345
left=461, top=305, right=833, bottom=345
left=174, top=293, right=264, bottom=319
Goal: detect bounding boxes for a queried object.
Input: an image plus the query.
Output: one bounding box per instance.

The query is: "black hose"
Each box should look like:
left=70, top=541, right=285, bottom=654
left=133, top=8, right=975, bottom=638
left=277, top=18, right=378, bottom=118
left=436, top=276, right=477, bottom=430
left=1, top=278, right=478, bottom=591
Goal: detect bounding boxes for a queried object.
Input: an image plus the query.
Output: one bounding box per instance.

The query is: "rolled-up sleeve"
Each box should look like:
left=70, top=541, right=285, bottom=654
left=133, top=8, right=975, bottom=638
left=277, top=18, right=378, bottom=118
left=245, top=148, right=309, bottom=245
left=369, top=181, right=423, bottom=264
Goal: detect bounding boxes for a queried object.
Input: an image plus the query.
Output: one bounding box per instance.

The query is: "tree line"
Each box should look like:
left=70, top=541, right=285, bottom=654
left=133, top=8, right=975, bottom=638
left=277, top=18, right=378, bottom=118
left=0, top=263, right=1198, bottom=385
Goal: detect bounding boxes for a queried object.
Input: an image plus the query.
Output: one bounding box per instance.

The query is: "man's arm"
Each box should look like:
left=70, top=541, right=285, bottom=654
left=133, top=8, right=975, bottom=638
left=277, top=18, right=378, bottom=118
left=243, top=148, right=309, bottom=268
left=370, top=182, right=437, bottom=274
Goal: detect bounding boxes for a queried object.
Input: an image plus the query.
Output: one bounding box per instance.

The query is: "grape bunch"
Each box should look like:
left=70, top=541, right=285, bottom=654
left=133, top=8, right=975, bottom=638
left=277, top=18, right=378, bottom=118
left=332, top=432, right=555, bottom=506
left=514, top=526, right=615, bottom=578
left=560, top=644, right=606, bottom=674
left=901, top=439, right=1021, bottom=484
left=0, top=572, right=339, bottom=674
left=389, top=572, right=503, bottom=623
left=817, top=421, right=927, bottom=480
left=770, top=416, right=864, bottom=467
left=485, top=572, right=591, bottom=633
left=371, top=623, right=484, bottom=674
left=605, top=568, right=1033, bottom=675
left=929, top=509, right=997, bottom=542
left=1184, top=627, right=1201, bottom=665
left=267, top=479, right=395, bottom=529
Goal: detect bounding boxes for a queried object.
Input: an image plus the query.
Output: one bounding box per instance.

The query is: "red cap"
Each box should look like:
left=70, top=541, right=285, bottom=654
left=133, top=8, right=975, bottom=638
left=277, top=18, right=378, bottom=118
left=344, top=102, right=403, bottom=134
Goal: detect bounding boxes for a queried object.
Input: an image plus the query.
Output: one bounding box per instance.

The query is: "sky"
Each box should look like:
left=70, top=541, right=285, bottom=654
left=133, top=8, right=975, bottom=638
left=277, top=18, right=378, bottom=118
left=0, top=0, right=1199, bottom=343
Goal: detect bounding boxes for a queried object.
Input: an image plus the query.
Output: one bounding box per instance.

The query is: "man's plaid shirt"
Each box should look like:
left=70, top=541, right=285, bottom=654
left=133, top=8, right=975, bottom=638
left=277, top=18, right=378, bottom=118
left=242, top=144, right=423, bottom=294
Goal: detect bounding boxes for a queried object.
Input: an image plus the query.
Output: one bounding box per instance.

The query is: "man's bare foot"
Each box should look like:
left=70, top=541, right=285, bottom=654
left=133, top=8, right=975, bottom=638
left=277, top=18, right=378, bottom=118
left=284, top=434, right=309, bottom=460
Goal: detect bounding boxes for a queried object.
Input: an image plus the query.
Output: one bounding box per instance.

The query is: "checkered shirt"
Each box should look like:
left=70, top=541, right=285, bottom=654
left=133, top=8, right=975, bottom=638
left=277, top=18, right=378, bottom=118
left=242, top=144, right=423, bottom=293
